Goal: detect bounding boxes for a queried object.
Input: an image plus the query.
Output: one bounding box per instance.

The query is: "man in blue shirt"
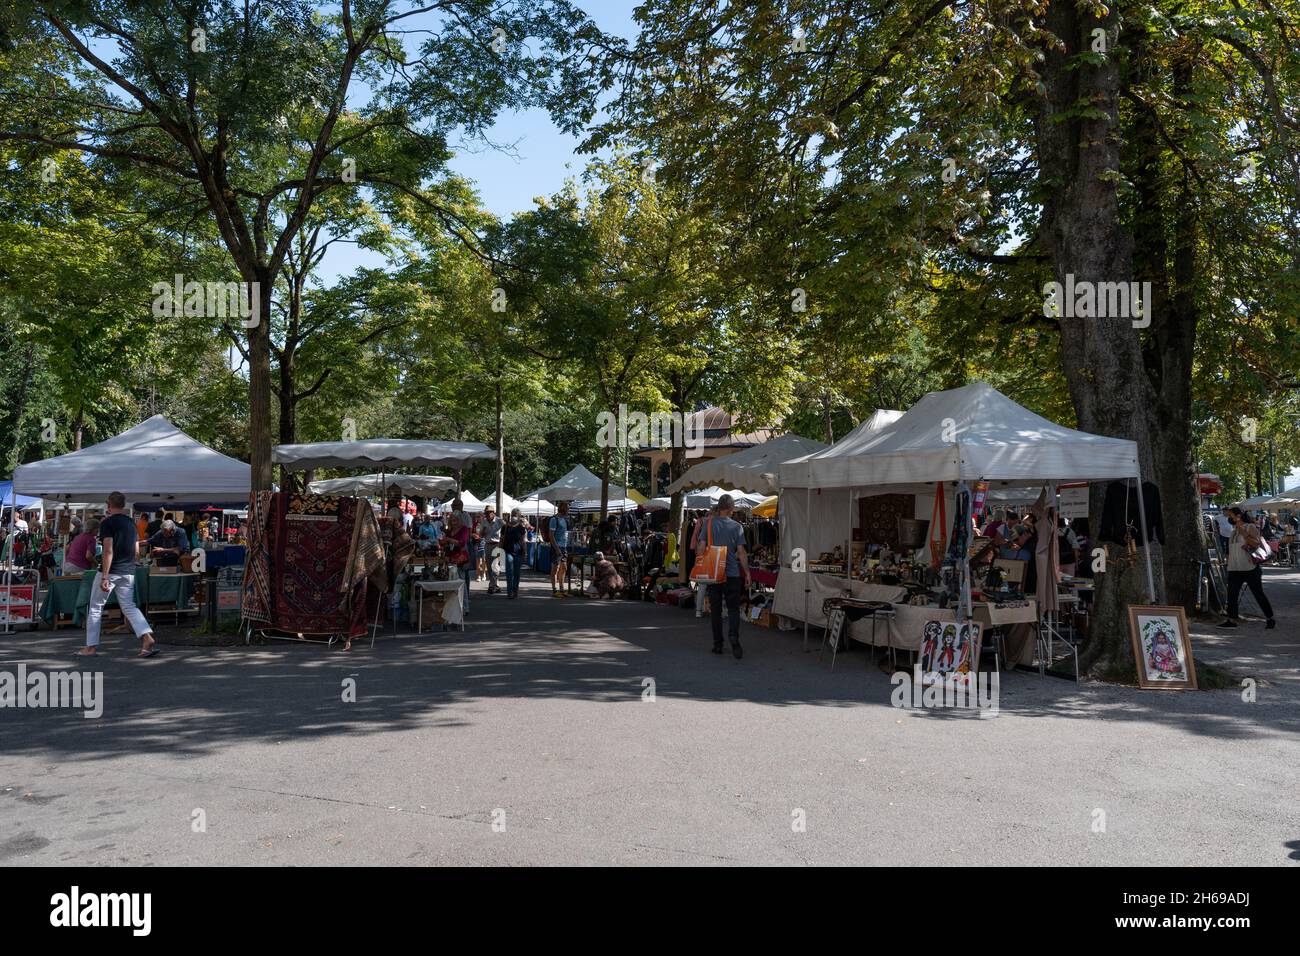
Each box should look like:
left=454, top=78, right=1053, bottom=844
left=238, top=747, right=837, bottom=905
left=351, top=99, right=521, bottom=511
left=548, top=501, right=573, bottom=597
left=698, top=494, right=752, bottom=658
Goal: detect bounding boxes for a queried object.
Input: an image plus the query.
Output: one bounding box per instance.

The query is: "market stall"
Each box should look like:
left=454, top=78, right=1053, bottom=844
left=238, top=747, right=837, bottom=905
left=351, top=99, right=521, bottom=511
left=8, top=416, right=251, bottom=635
left=776, top=383, right=1153, bottom=672
left=268, top=437, right=496, bottom=643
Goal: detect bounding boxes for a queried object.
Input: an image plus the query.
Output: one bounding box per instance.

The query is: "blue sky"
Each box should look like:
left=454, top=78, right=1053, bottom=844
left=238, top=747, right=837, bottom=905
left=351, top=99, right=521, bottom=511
left=318, top=0, right=643, bottom=282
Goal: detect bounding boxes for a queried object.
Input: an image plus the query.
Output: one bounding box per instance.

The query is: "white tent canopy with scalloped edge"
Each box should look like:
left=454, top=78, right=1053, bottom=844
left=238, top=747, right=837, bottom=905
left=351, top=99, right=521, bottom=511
left=273, top=438, right=495, bottom=472
left=308, top=473, right=456, bottom=497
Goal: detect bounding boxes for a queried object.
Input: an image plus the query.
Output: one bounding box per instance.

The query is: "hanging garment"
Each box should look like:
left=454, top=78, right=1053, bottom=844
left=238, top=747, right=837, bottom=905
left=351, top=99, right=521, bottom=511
left=947, top=487, right=970, bottom=565
left=1029, top=488, right=1059, bottom=615
left=929, top=483, right=947, bottom=569
left=1098, top=480, right=1165, bottom=545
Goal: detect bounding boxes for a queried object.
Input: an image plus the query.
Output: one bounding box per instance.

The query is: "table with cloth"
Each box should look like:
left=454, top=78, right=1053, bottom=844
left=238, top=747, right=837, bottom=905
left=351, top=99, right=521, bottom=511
left=39, top=568, right=197, bottom=628
left=972, top=599, right=1039, bottom=666
left=833, top=585, right=1038, bottom=665
left=413, top=579, right=465, bottom=632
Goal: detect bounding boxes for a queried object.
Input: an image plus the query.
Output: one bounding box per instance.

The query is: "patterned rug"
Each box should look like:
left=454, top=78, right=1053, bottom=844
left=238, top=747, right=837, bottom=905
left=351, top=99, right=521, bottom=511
left=270, top=493, right=367, bottom=636
left=241, top=491, right=274, bottom=626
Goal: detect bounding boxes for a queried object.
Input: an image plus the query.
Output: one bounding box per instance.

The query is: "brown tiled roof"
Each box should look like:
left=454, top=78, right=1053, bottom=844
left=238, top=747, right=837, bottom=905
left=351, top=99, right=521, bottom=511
left=633, top=406, right=775, bottom=454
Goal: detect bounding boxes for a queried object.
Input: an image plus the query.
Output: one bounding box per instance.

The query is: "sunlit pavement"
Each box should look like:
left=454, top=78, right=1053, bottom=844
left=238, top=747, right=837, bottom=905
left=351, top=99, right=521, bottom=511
left=1, top=572, right=1297, bottom=866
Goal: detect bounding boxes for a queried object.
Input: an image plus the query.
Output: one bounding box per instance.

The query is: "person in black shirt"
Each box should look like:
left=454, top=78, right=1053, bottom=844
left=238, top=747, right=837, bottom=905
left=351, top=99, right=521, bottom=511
left=82, top=491, right=157, bottom=657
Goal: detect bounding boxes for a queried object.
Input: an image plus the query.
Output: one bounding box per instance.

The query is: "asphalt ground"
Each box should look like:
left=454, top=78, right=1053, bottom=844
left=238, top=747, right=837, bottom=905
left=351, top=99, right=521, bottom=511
left=1, top=569, right=1297, bottom=866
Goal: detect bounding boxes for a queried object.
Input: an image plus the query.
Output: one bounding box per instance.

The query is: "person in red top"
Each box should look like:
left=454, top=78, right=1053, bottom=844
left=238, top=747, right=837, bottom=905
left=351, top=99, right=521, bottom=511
left=64, top=518, right=100, bottom=575
left=441, top=513, right=473, bottom=616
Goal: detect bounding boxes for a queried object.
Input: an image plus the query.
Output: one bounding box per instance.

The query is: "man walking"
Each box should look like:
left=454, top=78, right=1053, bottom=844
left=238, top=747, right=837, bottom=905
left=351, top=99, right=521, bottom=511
left=480, top=505, right=505, bottom=594
left=548, top=501, right=573, bottom=597
left=699, top=494, right=751, bottom=658
left=81, top=491, right=156, bottom=658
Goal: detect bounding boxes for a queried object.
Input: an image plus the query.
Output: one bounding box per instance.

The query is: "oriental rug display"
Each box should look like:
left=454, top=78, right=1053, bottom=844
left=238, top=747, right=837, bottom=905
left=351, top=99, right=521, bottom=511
left=241, top=491, right=274, bottom=627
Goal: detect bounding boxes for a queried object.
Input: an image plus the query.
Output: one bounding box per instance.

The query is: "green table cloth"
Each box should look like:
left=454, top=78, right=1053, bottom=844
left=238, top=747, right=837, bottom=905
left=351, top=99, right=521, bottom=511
left=40, top=568, right=196, bottom=627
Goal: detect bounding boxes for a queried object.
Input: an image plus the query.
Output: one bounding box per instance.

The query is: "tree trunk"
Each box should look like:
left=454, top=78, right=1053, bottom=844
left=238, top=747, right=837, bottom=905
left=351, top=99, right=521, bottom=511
left=1035, top=4, right=1163, bottom=678
left=1131, top=33, right=1201, bottom=613
left=248, top=274, right=274, bottom=491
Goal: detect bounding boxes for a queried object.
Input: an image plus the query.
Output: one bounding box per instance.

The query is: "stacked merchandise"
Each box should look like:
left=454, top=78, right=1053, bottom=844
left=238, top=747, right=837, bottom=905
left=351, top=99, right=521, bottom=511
left=242, top=492, right=386, bottom=639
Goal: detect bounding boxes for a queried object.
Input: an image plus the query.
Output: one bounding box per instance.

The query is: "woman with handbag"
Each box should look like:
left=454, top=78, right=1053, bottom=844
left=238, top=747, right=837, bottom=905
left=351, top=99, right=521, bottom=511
left=442, top=512, right=474, bottom=617
left=1220, top=507, right=1275, bottom=629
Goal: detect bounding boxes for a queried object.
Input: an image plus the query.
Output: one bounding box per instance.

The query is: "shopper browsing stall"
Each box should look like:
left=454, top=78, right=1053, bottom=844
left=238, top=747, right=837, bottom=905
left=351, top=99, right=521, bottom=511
left=480, top=506, right=504, bottom=594
left=697, top=494, right=752, bottom=659
left=442, top=512, right=473, bottom=616
left=502, top=510, right=529, bottom=599
left=1219, top=507, right=1276, bottom=629
left=64, top=518, right=99, bottom=576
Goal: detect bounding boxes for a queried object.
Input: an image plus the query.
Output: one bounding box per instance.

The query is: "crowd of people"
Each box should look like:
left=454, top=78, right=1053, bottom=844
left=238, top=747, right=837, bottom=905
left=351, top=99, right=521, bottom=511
left=15, top=482, right=1288, bottom=662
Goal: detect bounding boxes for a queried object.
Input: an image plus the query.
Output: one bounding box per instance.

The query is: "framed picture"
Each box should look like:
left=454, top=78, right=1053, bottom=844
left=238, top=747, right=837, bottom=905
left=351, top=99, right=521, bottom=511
left=1128, top=605, right=1197, bottom=690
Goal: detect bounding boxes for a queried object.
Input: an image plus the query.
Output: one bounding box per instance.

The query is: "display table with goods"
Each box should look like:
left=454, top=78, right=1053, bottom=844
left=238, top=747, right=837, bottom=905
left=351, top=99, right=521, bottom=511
left=39, top=566, right=198, bottom=628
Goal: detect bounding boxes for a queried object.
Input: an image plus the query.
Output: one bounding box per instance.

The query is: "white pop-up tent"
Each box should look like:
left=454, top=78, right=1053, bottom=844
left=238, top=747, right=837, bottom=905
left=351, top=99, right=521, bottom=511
left=662, top=432, right=830, bottom=497
left=274, top=438, right=495, bottom=472
left=308, top=473, right=456, bottom=497
left=570, top=496, right=640, bottom=513
left=775, top=383, right=1153, bottom=640
left=12, top=415, right=251, bottom=503
left=533, top=464, right=625, bottom=502
left=518, top=493, right=558, bottom=518
left=647, top=486, right=767, bottom=511
left=780, top=386, right=1136, bottom=490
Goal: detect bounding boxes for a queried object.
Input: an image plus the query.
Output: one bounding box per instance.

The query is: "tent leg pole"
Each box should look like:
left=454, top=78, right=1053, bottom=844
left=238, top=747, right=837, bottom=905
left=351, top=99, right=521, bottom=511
left=1134, top=469, right=1157, bottom=602
left=802, top=485, right=811, bottom=652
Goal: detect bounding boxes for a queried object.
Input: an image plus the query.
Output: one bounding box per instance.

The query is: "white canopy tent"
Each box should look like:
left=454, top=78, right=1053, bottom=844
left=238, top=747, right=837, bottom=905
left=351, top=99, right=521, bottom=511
left=13, top=415, right=251, bottom=503
left=662, top=432, right=830, bottom=497
left=775, top=383, right=1153, bottom=638
left=1238, top=492, right=1296, bottom=509
left=273, top=438, right=495, bottom=472
left=308, top=473, right=456, bottom=497
left=779, top=387, right=1138, bottom=490
left=533, top=464, right=625, bottom=503
left=570, top=496, right=640, bottom=513
left=647, top=486, right=767, bottom=511
left=518, top=493, right=558, bottom=518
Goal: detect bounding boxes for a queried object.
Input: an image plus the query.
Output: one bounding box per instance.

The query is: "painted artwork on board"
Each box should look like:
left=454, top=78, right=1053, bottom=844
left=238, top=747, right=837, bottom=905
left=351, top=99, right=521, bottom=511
left=919, top=620, right=982, bottom=684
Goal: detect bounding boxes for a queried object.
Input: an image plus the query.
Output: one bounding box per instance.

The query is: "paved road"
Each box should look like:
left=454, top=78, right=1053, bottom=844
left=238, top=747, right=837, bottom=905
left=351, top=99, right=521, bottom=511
left=2, top=573, right=1297, bottom=866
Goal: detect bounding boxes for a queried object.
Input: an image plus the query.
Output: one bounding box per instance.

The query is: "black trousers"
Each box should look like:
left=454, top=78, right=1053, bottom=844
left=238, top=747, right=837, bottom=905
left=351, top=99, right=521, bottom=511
left=1226, top=566, right=1273, bottom=620
left=708, top=576, right=743, bottom=645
